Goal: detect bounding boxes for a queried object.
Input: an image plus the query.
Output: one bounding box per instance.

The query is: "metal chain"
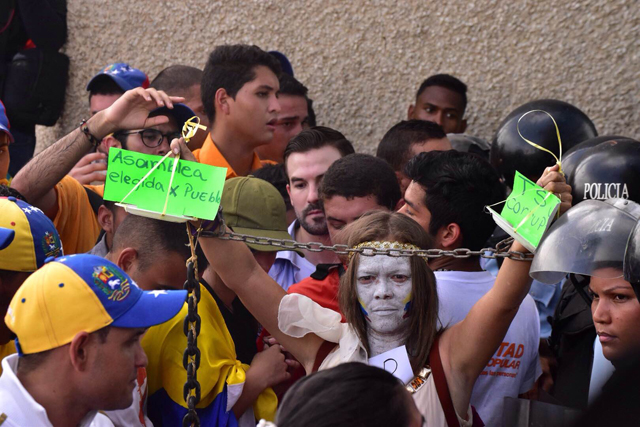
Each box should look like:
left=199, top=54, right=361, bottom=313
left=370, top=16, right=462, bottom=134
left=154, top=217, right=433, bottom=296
left=209, top=229, right=533, bottom=261
left=182, top=225, right=202, bottom=427
left=176, top=217, right=528, bottom=426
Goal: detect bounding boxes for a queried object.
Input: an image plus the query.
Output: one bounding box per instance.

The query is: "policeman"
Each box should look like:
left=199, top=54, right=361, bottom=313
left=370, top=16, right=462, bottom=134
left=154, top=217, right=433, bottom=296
left=487, top=99, right=596, bottom=342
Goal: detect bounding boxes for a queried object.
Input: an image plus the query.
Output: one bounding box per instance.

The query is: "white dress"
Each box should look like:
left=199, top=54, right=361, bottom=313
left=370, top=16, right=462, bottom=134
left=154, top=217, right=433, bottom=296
left=278, top=293, right=473, bottom=427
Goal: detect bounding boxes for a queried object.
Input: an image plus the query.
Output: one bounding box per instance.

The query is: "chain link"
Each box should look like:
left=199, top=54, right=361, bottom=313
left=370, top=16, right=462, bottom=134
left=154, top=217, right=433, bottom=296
left=207, top=229, right=533, bottom=261
left=182, top=226, right=202, bottom=427
left=176, top=218, right=528, bottom=426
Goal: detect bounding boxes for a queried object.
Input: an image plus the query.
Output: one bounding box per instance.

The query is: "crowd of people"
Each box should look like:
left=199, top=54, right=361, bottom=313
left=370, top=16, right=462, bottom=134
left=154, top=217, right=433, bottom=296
left=0, top=41, right=639, bottom=427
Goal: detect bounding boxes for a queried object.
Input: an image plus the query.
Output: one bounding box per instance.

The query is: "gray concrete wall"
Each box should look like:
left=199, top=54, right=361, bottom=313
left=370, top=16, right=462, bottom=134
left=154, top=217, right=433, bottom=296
left=37, top=0, right=639, bottom=154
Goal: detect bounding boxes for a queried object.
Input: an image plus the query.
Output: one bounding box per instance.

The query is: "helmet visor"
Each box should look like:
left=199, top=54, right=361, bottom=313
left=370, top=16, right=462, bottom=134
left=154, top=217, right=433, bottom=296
left=531, top=199, right=640, bottom=284
left=624, top=221, right=640, bottom=284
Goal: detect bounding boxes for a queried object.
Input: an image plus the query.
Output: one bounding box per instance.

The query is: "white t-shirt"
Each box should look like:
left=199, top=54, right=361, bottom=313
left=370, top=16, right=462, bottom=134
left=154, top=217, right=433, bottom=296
left=435, top=270, right=542, bottom=427
left=0, top=354, right=114, bottom=426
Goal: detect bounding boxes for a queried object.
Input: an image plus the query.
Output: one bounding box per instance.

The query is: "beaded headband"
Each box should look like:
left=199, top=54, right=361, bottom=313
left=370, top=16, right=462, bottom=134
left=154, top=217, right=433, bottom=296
left=348, top=241, right=422, bottom=262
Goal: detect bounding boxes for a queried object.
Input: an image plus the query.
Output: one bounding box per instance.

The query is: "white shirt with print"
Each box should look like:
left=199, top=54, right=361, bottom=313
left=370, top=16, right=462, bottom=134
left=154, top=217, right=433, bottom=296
left=435, top=270, right=542, bottom=427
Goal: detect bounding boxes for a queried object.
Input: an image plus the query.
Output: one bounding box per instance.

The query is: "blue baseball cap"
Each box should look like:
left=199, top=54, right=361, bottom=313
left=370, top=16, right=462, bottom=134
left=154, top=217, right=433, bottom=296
left=0, top=197, right=63, bottom=272
left=87, top=63, right=150, bottom=92
left=0, top=101, right=14, bottom=143
left=6, top=254, right=187, bottom=354
left=150, top=103, right=197, bottom=131
left=269, top=51, right=294, bottom=77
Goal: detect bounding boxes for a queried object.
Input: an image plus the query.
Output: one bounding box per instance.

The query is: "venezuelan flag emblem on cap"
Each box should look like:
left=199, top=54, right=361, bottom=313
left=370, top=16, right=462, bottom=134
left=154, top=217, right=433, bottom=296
left=6, top=254, right=187, bottom=355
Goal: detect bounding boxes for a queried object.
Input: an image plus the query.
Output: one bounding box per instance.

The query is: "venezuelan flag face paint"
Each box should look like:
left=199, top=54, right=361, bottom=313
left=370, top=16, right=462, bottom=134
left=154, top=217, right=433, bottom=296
left=358, top=297, right=371, bottom=322
left=402, top=292, right=412, bottom=319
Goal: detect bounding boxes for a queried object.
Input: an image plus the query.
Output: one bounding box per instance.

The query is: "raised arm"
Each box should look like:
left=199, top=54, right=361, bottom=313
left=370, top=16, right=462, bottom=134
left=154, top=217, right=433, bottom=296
left=440, top=165, right=571, bottom=415
left=197, top=231, right=324, bottom=374
left=164, top=137, right=326, bottom=373
left=11, top=88, right=182, bottom=216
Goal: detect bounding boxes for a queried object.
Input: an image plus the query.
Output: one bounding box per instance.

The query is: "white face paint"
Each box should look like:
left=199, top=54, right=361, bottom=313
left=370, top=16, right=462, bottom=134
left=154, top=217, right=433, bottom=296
left=356, top=255, right=413, bottom=339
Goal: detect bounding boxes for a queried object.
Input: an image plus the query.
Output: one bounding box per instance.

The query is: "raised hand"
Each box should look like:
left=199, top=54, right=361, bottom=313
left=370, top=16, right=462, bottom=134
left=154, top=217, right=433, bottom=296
left=169, top=137, right=197, bottom=163
left=68, top=153, right=107, bottom=185
left=93, top=88, right=184, bottom=138
left=536, top=164, right=572, bottom=216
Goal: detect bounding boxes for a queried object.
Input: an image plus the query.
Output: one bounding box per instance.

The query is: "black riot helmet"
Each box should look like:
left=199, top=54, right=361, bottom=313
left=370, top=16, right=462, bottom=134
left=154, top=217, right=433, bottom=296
left=562, top=138, right=640, bottom=205
left=564, top=135, right=630, bottom=157
left=624, top=220, right=640, bottom=301
left=490, top=99, right=597, bottom=186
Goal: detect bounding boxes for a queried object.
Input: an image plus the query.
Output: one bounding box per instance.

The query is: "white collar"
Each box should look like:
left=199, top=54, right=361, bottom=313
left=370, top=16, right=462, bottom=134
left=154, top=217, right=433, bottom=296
left=0, top=354, right=105, bottom=426
left=275, top=220, right=314, bottom=270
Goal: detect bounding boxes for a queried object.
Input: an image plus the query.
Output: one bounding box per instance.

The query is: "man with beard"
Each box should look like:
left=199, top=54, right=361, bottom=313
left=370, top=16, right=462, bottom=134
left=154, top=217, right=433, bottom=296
left=268, top=127, right=354, bottom=291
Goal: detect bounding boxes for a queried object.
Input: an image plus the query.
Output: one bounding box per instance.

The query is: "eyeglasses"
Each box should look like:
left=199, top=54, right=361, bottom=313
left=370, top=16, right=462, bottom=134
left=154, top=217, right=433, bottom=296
left=115, top=129, right=181, bottom=148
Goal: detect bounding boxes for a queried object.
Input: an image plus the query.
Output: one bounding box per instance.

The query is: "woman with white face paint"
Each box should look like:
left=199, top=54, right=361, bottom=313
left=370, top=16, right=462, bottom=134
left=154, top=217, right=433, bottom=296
left=352, top=254, right=413, bottom=356
left=197, top=209, right=536, bottom=427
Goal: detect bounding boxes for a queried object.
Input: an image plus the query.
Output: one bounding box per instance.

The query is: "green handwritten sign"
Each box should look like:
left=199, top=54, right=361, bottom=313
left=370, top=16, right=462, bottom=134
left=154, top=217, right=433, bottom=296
left=497, top=171, right=561, bottom=250
left=103, top=148, right=227, bottom=220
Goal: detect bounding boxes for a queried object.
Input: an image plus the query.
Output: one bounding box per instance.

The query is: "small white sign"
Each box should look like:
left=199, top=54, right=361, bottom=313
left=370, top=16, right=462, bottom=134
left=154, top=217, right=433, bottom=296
left=368, top=345, right=414, bottom=384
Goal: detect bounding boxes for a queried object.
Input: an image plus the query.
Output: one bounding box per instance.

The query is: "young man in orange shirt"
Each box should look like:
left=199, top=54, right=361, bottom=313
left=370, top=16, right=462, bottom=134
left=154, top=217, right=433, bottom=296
left=194, top=44, right=281, bottom=178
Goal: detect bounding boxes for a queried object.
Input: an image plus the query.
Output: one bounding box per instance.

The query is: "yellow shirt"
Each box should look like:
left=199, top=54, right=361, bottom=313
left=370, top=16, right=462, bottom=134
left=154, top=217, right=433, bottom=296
left=142, top=283, right=276, bottom=424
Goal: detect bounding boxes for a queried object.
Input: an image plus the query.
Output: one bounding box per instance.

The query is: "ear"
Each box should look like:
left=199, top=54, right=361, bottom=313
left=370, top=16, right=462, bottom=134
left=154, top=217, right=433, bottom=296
left=116, top=247, right=139, bottom=274
left=460, top=119, right=467, bottom=133
left=437, top=223, right=463, bottom=250
left=396, top=171, right=411, bottom=197
left=215, top=88, right=231, bottom=116
left=286, top=183, right=292, bottom=199
left=69, top=331, right=92, bottom=372
left=97, top=205, right=114, bottom=233
left=407, top=104, right=415, bottom=120
left=101, top=134, right=121, bottom=152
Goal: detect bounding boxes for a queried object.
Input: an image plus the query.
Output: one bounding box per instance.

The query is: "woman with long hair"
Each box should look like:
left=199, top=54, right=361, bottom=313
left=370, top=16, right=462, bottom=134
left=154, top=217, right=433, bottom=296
left=198, top=210, right=535, bottom=426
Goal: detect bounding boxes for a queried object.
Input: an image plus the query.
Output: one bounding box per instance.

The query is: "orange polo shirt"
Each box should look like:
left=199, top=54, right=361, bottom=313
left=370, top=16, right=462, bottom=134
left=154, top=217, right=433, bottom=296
left=52, top=176, right=103, bottom=255
left=193, top=134, right=272, bottom=179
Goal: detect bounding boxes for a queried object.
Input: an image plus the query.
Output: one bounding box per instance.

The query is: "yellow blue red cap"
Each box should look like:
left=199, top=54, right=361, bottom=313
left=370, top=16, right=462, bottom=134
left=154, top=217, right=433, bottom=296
left=0, top=197, right=63, bottom=272
left=5, top=254, right=187, bottom=354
